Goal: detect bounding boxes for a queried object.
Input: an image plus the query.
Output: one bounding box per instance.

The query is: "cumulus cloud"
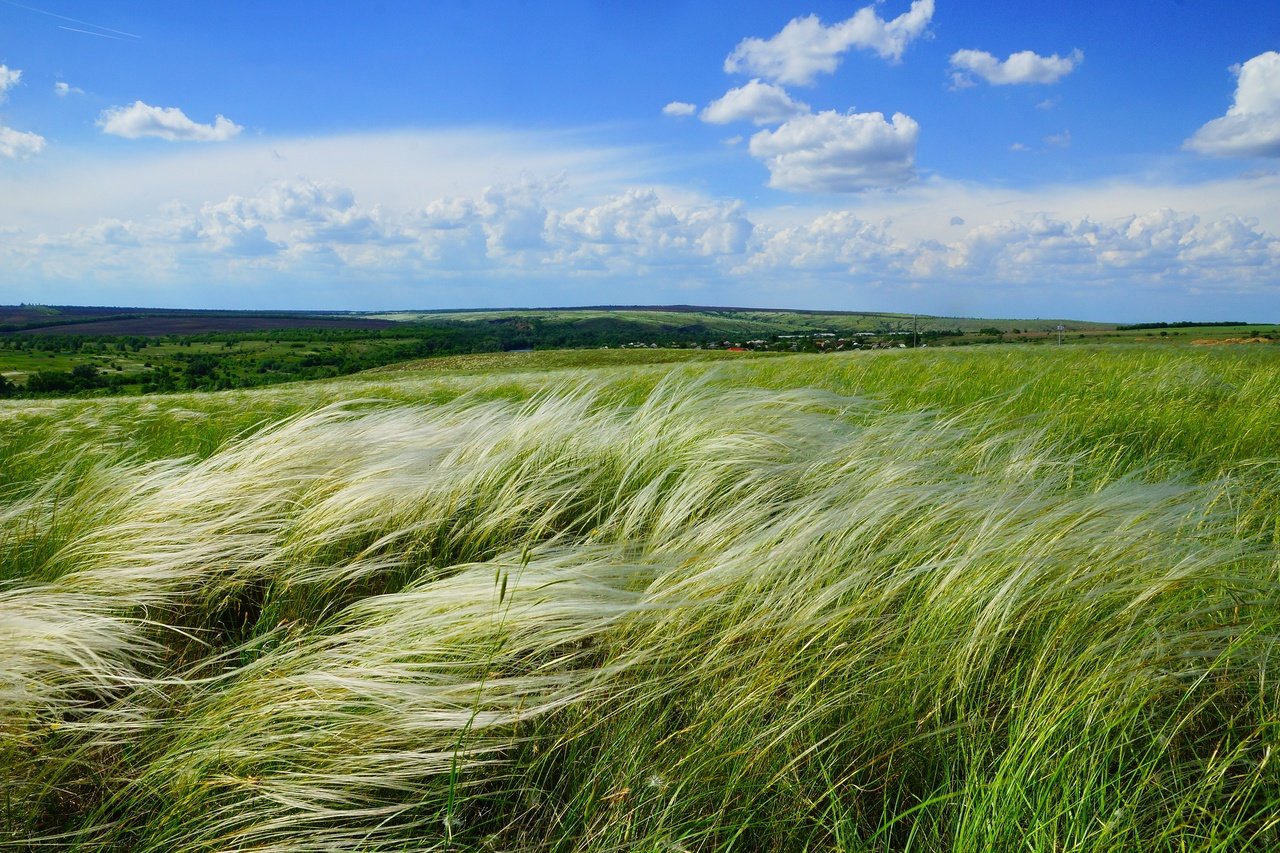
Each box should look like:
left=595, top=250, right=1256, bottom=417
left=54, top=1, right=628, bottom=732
left=54, top=81, right=85, bottom=97
left=98, top=101, right=242, bottom=142
left=662, top=101, right=697, bottom=117
left=551, top=188, right=753, bottom=263
left=936, top=209, right=1280, bottom=284
left=701, top=80, right=810, bottom=125
left=1185, top=51, right=1280, bottom=158
left=212, top=179, right=405, bottom=247
left=5, top=161, right=1276, bottom=311
left=725, top=0, right=934, bottom=85
left=174, top=198, right=279, bottom=257
left=748, top=110, right=919, bottom=192
left=745, top=211, right=910, bottom=275
left=478, top=179, right=553, bottom=254
left=1044, top=130, right=1071, bottom=148
left=949, top=48, right=1083, bottom=87
left=0, top=65, right=20, bottom=101
left=745, top=206, right=1280, bottom=290
left=66, top=218, right=141, bottom=248
left=416, top=196, right=480, bottom=230
left=0, top=125, right=46, bottom=159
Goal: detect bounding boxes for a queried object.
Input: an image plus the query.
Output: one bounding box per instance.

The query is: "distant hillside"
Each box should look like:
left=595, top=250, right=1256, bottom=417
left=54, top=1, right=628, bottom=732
left=0, top=305, right=389, bottom=336
left=368, top=306, right=1114, bottom=336
left=1, top=304, right=1113, bottom=337
left=0, top=304, right=1134, bottom=398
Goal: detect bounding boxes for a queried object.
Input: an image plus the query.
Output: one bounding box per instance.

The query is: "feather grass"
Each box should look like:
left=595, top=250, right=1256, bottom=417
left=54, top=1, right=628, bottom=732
left=2, top=347, right=1278, bottom=850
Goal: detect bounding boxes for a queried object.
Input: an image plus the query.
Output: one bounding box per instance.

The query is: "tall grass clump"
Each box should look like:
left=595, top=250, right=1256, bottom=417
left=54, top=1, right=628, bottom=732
left=2, top=349, right=1278, bottom=851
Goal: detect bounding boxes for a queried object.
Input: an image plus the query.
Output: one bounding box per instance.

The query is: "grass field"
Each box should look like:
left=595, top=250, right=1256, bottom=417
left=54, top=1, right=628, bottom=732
left=2, top=345, right=1278, bottom=851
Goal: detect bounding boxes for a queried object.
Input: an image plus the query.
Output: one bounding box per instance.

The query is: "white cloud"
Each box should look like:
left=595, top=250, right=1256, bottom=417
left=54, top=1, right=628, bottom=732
left=2, top=123, right=1276, bottom=315
left=54, top=81, right=85, bottom=97
left=1044, top=130, right=1071, bottom=148
left=194, top=201, right=282, bottom=257
left=700, top=80, right=810, bottom=125
left=416, top=196, right=479, bottom=230
left=1185, top=51, right=1280, bottom=158
left=478, top=179, right=553, bottom=254
left=205, top=179, right=405, bottom=247
left=551, top=188, right=753, bottom=264
left=748, top=110, right=919, bottom=192
left=741, top=205, right=1280, bottom=296
left=0, top=125, right=45, bottom=159
left=66, top=218, right=141, bottom=248
left=662, top=101, right=697, bottom=117
left=745, top=211, right=909, bottom=274
left=949, top=48, right=1083, bottom=87
left=4, top=177, right=1277, bottom=315
left=938, top=209, right=1280, bottom=284
left=1009, top=142, right=1030, bottom=152
left=724, top=0, right=934, bottom=85
left=0, top=65, right=21, bottom=102
left=98, top=101, right=242, bottom=142
left=0, top=129, right=649, bottom=239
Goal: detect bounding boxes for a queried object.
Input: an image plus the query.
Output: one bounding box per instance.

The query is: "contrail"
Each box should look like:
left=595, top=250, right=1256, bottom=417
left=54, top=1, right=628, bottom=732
left=57, top=24, right=122, bottom=40
left=1, top=0, right=140, bottom=38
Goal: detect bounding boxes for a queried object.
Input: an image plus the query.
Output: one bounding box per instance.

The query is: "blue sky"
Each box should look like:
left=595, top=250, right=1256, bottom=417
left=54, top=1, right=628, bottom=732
left=1, top=1, right=1278, bottom=321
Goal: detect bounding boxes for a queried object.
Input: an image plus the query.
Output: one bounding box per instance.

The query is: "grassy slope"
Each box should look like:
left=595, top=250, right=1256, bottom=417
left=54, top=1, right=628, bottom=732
left=6, top=306, right=1273, bottom=396
left=2, top=346, right=1278, bottom=851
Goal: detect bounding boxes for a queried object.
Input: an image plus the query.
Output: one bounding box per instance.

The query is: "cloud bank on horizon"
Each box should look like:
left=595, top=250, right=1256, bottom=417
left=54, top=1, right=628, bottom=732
left=0, top=1, right=1277, bottom=320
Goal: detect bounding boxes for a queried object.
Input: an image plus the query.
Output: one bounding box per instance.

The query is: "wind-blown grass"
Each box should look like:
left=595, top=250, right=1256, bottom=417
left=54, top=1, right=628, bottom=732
left=2, top=348, right=1278, bottom=850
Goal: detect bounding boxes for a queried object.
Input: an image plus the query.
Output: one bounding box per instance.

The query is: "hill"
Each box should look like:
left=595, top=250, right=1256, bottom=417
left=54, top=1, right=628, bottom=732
left=2, top=304, right=1274, bottom=399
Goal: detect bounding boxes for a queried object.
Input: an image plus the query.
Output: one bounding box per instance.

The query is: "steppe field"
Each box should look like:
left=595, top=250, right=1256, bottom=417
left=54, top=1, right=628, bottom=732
left=2, top=344, right=1278, bottom=852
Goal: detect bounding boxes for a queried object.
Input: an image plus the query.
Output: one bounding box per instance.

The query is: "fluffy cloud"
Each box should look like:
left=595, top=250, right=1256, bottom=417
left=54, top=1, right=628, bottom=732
left=205, top=180, right=405, bottom=248
left=1185, top=51, right=1280, bottom=158
left=0, top=64, right=49, bottom=159
left=478, top=179, right=553, bottom=254
left=0, top=65, right=20, bottom=101
left=748, top=111, right=919, bottom=192
left=5, top=168, right=1276, bottom=313
left=54, top=81, right=85, bottom=97
left=938, top=209, right=1279, bottom=284
left=1044, top=130, right=1071, bottom=148
left=66, top=218, right=141, bottom=248
left=46, top=179, right=412, bottom=262
left=0, top=125, right=46, bottom=159
left=194, top=205, right=281, bottom=257
left=745, top=211, right=910, bottom=275
left=949, top=48, right=1083, bottom=87
left=725, top=0, right=934, bottom=85
left=98, top=101, right=242, bottom=142
left=746, top=206, right=1280, bottom=290
left=662, top=101, right=697, bottom=117
left=551, top=188, right=753, bottom=264
left=700, top=80, right=810, bottom=125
